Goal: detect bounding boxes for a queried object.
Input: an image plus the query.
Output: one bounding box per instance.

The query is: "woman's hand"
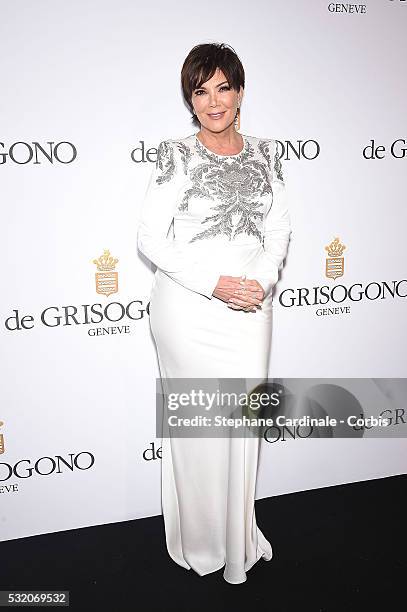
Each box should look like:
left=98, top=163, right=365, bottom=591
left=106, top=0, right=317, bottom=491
left=213, top=275, right=264, bottom=313
left=228, top=276, right=265, bottom=312
left=213, top=275, right=246, bottom=302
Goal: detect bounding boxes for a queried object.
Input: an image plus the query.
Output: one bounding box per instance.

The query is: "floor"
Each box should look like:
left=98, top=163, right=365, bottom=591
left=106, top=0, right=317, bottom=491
left=1, top=474, right=405, bottom=611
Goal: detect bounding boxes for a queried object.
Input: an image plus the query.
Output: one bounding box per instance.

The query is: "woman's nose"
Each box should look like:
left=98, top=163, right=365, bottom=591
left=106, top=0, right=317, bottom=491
left=208, top=92, right=219, bottom=106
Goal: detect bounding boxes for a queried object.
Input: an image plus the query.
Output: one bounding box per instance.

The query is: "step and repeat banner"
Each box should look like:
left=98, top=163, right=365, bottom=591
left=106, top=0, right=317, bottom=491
left=1, top=0, right=406, bottom=542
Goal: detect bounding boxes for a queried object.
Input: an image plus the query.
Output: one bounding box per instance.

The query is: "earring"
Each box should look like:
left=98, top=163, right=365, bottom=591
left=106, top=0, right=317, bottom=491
left=234, top=98, right=241, bottom=131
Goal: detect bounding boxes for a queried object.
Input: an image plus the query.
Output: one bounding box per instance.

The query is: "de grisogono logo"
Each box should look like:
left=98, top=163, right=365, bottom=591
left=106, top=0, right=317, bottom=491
left=278, top=235, right=406, bottom=314
left=4, top=248, right=149, bottom=335
left=0, top=420, right=95, bottom=488
left=0, top=141, right=77, bottom=164
left=130, top=139, right=321, bottom=165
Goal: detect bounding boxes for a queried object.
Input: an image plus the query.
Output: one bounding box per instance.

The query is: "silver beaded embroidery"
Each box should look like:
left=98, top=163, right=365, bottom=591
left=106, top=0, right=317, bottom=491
left=274, top=146, right=284, bottom=182
left=174, top=141, right=192, bottom=174
left=155, top=136, right=283, bottom=244
left=178, top=137, right=274, bottom=243
left=258, top=138, right=284, bottom=182
left=155, top=141, right=176, bottom=185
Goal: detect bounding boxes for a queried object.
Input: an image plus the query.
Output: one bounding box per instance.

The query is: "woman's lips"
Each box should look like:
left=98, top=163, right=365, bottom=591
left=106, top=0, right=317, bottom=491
left=208, top=111, right=226, bottom=119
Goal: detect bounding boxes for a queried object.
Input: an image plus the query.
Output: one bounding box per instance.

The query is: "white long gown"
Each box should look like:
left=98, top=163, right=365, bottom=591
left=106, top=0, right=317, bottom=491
left=137, top=132, right=291, bottom=584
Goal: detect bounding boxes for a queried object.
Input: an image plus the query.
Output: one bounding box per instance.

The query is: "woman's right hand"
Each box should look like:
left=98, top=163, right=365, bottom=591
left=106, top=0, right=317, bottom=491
left=213, top=275, right=264, bottom=312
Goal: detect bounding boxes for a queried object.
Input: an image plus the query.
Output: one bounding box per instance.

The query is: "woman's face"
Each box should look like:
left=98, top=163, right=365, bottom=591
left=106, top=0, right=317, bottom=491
left=191, top=67, right=243, bottom=132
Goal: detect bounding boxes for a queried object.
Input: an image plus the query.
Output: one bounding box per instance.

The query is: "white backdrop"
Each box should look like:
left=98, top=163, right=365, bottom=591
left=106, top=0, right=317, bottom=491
left=1, top=0, right=406, bottom=542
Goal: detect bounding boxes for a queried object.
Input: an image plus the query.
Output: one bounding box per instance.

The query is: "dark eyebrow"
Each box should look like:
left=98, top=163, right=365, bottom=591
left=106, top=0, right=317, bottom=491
left=194, top=80, right=229, bottom=90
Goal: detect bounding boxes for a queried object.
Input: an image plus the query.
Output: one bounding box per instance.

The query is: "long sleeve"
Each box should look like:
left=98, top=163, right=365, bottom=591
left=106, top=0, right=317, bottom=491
left=137, top=140, right=221, bottom=299
left=251, top=140, right=292, bottom=298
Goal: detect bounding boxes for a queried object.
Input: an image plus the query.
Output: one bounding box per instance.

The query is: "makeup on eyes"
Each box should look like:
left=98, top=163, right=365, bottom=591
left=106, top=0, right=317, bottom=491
left=194, top=83, right=231, bottom=95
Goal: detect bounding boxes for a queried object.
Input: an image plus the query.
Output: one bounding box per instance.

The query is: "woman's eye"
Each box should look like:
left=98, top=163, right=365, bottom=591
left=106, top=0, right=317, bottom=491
left=194, top=86, right=230, bottom=96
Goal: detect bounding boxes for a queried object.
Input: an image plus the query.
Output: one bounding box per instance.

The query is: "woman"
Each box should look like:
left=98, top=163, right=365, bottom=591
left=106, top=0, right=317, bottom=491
left=137, top=42, right=292, bottom=584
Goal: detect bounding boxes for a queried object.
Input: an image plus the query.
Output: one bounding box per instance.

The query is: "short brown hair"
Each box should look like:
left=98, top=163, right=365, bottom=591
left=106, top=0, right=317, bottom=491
left=181, top=42, right=245, bottom=128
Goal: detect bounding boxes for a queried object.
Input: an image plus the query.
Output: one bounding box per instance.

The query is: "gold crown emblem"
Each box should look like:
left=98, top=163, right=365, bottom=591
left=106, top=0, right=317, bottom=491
left=325, top=237, right=346, bottom=280
left=325, top=237, right=346, bottom=258
left=92, top=249, right=119, bottom=271
left=92, top=249, right=119, bottom=297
